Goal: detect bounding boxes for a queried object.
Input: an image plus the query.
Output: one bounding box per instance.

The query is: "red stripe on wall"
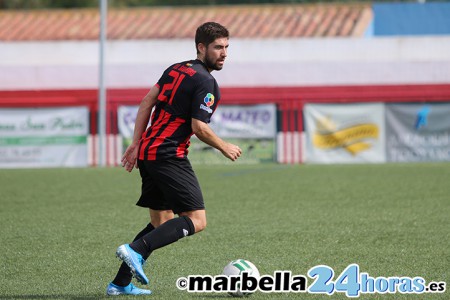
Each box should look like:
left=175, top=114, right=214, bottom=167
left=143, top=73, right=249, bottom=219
left=297, top=102, right=304, bottom=163
left=289, top=100, right=296, bottom=164
left=2, top=84, right=450, bottom=166
left=281, top=103, right=289, bottom=164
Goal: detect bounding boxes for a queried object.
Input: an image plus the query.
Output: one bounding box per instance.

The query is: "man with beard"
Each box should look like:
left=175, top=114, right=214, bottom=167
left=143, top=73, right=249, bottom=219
left=106, top=22, right=242, bottom=296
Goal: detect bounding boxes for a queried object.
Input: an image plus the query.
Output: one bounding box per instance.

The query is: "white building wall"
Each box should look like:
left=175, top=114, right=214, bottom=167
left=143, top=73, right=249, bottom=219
left=1, top=36, right=450, bottom=90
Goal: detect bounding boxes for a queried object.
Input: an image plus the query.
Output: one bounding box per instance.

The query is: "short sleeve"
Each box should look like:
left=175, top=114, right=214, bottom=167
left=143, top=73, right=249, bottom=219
left=191, top=78, right=219, bottom=123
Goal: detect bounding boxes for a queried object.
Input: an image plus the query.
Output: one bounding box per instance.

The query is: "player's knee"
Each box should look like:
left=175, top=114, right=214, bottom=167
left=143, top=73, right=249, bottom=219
left=180, top=210, right=206, bottom=233
left=192, top=217, right=207, bottom=233
left=150, top=210, right=174, bottom=228
left=151, top=217, right=171, bottom=228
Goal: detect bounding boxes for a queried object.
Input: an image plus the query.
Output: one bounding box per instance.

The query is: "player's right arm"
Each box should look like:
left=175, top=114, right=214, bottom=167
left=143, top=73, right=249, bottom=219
left=121, top=84, right=159, bottom=172
left=192, top=118, right=242, bottom=161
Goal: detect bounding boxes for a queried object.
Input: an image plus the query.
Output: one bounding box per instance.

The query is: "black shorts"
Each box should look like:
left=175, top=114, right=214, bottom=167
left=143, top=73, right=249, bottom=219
left=136, top=157, right=205, bottom=214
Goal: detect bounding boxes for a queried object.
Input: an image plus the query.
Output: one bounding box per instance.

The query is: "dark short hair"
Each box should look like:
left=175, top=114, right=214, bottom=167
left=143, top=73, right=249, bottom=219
left=195, top=22, right=229, bottom=53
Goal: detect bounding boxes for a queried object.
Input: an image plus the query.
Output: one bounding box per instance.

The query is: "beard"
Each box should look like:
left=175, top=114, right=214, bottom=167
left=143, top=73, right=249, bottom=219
left=204, top=52, right=223, bottom=71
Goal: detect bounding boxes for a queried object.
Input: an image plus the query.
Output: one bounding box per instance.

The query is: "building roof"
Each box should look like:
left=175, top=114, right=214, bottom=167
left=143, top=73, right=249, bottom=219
left=0, top=3, right=372, bottom=41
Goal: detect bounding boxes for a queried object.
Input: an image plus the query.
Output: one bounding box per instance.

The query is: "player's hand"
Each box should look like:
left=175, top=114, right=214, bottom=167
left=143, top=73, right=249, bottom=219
left=221, top=143, right=242, bottom=161
left=121, top=143, right=139, bottom=172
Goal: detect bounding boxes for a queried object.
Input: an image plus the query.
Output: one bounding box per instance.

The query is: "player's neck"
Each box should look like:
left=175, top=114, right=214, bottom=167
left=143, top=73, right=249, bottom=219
left=196, top=57, right=213, bottom=73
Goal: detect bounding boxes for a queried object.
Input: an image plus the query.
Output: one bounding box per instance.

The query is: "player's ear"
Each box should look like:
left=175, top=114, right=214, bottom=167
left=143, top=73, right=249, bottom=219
left=197, top=43, right=206, bottom=56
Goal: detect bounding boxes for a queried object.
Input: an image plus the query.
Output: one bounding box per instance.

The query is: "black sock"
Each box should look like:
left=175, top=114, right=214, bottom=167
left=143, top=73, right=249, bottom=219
left=111, top=223, right=155, bottom=287
left=129, top=216, right=195, bottom=258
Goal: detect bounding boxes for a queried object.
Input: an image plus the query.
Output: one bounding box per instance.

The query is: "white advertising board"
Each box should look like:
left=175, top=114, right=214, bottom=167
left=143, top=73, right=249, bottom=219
left=0, top=107, right=89, bottom=168
left=118, top=104, right=277, bottom=164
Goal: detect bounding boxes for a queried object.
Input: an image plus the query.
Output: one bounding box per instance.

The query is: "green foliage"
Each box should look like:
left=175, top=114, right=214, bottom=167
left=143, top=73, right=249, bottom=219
left=0, top=0, right=97, bottom=9
left=0, top=163, right=449, bottom=299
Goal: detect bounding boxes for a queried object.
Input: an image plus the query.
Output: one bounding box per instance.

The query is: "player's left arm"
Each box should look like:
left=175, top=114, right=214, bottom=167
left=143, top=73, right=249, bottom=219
left=121, top=84, right=159, bottom=172
left=192, top=118, right=242, bottom=161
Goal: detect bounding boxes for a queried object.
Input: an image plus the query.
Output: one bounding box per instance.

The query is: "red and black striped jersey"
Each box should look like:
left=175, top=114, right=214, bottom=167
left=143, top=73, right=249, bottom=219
left=138, top=59, right=221, bottom=161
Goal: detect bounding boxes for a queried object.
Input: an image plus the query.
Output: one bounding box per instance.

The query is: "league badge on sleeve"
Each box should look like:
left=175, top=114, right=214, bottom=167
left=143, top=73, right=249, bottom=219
left=204, top=93, right=215, bottom=107
left=200, top=93, right=215, bottom=113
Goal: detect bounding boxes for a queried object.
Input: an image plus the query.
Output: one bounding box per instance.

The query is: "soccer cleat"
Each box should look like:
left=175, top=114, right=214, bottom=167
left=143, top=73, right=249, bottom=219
left=106, top=282, right=152, bottom=296
left=116, top=244, right=149, bottom=285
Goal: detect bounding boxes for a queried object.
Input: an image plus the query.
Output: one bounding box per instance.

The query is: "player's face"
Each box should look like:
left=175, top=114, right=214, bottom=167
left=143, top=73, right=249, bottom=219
left=204, top=37, right=229, bottom=71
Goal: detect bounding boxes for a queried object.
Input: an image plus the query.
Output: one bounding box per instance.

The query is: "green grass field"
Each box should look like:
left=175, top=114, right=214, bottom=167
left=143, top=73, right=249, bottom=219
left=1, top=163, right=449, bottom=299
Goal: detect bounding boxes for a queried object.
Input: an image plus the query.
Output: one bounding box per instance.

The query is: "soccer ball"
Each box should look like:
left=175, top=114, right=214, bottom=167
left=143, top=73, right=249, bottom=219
left=222, top=259, right=260, bottom=297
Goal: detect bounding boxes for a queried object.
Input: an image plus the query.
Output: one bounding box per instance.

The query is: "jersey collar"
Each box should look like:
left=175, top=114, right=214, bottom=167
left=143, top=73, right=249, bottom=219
left=195, top=59, right=210, bottom=73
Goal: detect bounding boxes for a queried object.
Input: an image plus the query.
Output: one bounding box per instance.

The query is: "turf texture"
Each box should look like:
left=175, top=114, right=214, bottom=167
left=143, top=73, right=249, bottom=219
left=0, top=163, right=448, bottom=299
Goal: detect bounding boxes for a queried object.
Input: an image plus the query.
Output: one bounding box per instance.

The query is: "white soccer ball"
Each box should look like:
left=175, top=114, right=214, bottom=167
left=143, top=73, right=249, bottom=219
left=222, top=259, right=260, bottom=297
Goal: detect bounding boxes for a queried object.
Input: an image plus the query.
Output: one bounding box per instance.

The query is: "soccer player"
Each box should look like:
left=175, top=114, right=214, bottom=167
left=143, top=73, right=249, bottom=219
left=106, top=22, right=242, bottom=296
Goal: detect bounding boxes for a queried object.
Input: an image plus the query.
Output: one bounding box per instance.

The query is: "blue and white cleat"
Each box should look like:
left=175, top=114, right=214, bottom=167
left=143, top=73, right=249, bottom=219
left=106, top=282, right=152, bottom=296
left=116, top=244, right=149, bottom=285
